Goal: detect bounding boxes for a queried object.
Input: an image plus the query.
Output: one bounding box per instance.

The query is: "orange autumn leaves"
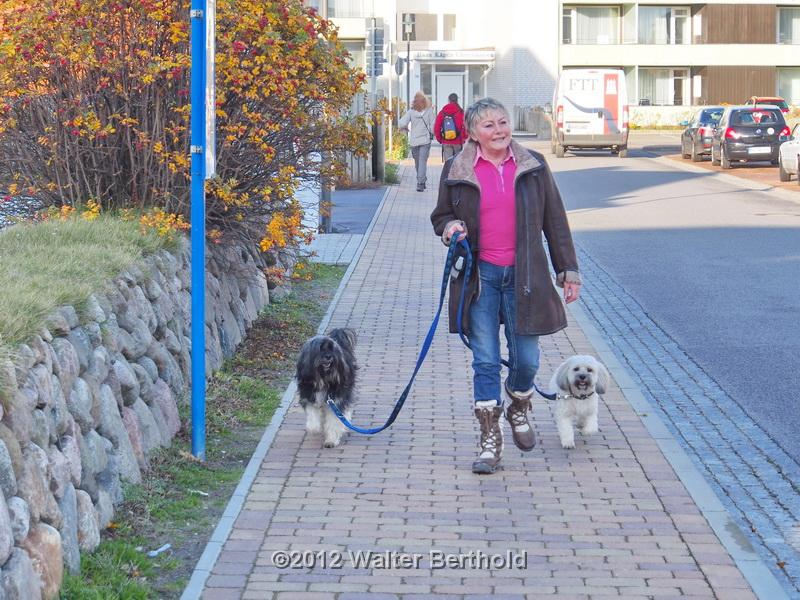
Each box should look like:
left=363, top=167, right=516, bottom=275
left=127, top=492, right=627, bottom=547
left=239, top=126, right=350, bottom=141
left=0, top=0, right=369, bottom=253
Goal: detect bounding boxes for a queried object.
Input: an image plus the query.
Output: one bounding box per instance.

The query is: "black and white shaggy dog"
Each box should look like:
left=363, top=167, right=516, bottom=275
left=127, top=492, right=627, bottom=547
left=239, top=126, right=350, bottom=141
left=295, top=328, right=357, bottom=448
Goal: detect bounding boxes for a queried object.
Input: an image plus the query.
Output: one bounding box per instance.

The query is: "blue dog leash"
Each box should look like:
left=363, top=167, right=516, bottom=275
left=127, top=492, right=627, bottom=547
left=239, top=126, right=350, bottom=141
left=326, top=236, right=472, bottom=434
left=327, top=236, right=553, bottom=434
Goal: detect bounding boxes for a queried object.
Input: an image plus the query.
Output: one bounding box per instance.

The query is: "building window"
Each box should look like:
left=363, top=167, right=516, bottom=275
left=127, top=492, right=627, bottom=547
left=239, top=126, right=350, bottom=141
left=401, top=12, right=437, bottom=41
left=639, top=68, right=690, bottom=105
left=639, top=7, right=690, bottom=44
left=327, top=0, right=368, bottom=18
left=562, top=6, right=620, bottom=44
left=778, top=68, right=800, bottom=104
left=563, top=7, right=573, bottom=44
left=420, top=64, right=433, bottom=97
left=778, top=8, right=800, bottom=44
left=342, top=41, right=365, bottom=71
left=468, top=65, right=485, bottom=104
left=443, top=14, right=457, bottom=41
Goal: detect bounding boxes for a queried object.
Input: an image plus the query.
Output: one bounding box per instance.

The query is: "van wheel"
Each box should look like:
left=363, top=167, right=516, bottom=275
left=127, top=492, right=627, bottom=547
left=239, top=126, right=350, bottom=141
left=690, top=144, right=701, bottom=162
left=721, top=148, right=732, bottom=170
left=555, top=143, right=565, bottom=158
left=618, top=146, right=628, bottom=158
left=711, top=146, right=720, bottom=166
left=779, top=159, right=791, bottom=182
left=681, top=141, right=689, bottom=159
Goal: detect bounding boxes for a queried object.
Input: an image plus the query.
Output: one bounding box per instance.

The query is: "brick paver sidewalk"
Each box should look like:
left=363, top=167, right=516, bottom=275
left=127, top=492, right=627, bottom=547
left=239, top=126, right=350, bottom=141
left=190, top=162, right=762, bottom=599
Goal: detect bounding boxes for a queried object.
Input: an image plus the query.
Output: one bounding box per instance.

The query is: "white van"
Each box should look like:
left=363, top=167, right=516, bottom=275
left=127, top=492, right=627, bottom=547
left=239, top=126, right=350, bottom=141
left=551, top=68, right=629, bottom=157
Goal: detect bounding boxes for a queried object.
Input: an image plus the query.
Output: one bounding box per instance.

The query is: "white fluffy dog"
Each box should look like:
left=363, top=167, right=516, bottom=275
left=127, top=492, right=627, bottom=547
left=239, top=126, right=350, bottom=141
left=549, top=355, right=609, bottom=449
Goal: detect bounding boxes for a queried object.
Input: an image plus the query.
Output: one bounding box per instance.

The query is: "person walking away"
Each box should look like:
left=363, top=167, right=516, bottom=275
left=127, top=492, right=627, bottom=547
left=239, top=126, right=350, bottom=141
left=434, top=93, right=468, bottom=162
left=430, top=97, right=582, bottom=474
left=398, top=91, right=435, bottom=192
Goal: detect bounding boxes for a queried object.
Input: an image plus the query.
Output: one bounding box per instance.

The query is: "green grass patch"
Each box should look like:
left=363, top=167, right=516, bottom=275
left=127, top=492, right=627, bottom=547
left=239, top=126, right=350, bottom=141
left=66, top=260, right=345, bottom=598
left=384, top=162, right=400, bottom=184
left=0, top=215, right=170, bottom=347
left=60, top=537, right=164, bottom=600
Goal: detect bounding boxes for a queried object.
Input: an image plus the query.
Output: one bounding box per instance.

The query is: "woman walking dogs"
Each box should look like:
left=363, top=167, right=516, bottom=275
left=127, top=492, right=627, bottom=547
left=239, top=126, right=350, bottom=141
left=399, top=91, right=435, bottom=192
left=430, top=98, right=582, bottom=474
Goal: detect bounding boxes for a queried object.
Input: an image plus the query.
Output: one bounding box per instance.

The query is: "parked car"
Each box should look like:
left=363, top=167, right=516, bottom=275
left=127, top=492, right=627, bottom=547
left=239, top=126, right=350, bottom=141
left=680, top=106, right=724, bottom=162
left=744, top=96, right=790, bottom=114
left=778, top=123, right=800, bottom=183
left=710, top=106, right=791, bottom=169
left=551, top=68, right=629, bottom=158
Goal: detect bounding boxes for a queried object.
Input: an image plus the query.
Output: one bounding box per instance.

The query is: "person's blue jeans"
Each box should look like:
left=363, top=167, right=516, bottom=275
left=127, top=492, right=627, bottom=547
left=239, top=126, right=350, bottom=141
left=468, top=260, right=540, bottom=405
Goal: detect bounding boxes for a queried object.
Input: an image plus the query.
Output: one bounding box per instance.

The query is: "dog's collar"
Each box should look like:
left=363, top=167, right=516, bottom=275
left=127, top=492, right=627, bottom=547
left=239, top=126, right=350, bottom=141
left=558, top=392, right=594, bottom=401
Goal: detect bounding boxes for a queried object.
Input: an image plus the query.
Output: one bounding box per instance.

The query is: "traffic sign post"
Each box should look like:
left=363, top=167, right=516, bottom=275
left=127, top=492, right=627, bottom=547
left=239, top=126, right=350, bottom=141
left=189, top=0, right=215, bottom=460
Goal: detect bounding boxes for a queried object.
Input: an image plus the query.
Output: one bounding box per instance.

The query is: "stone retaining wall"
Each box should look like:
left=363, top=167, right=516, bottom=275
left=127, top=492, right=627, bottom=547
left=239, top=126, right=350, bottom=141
left=0, top=238, right=283, bottom=598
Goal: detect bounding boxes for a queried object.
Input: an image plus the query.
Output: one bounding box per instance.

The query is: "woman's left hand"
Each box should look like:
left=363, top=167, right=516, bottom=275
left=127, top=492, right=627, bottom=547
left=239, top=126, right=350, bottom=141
left=563, top=282, right=581, bottom=304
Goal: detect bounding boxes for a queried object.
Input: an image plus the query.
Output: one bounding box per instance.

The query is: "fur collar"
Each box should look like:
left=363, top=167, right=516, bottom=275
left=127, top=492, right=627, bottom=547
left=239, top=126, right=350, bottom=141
left=446, top=139, right=542, bottom=188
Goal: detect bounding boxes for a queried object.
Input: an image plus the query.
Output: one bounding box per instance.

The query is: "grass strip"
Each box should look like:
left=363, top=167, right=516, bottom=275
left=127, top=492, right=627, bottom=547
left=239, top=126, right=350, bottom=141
left=0, top=216, right=169, bottom=347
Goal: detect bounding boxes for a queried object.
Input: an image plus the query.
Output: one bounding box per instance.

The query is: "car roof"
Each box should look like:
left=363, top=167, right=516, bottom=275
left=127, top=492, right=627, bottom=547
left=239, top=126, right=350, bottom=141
left=726, top=105, right=783, bottom=111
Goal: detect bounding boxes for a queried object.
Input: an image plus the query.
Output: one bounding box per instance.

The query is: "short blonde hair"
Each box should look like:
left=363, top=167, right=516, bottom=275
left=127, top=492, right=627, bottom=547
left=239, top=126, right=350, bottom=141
left=464, top=97, right=510, bottom=138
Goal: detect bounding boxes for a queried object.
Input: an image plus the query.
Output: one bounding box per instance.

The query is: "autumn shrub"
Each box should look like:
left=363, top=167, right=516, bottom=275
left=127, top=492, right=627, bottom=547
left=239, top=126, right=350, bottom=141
left=0, top=0, right=370, bottom=251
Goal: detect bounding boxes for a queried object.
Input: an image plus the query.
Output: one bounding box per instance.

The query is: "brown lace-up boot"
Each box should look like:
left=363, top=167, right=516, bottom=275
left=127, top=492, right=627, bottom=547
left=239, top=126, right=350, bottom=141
left=504, top=382, right=536, bottom=451
left=472, top=401, right=503, bottom=474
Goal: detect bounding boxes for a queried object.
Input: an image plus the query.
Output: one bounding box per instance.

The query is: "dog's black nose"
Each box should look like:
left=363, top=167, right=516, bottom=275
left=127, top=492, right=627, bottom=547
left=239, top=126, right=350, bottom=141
left=577, top=373, right=587, bottom=381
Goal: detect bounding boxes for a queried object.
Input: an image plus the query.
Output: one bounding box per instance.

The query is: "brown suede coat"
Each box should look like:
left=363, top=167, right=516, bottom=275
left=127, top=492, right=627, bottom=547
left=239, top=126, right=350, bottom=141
left=430, top=139, right=579, bottom=336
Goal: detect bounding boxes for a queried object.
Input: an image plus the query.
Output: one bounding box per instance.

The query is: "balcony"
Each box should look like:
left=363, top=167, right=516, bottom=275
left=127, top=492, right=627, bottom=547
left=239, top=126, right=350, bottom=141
left=560, top=43, right=799, bottom=68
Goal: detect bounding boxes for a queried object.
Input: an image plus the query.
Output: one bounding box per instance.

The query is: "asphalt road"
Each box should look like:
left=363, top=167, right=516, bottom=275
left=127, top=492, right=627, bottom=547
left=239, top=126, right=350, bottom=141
left=540, top=133, right=800, bottom=463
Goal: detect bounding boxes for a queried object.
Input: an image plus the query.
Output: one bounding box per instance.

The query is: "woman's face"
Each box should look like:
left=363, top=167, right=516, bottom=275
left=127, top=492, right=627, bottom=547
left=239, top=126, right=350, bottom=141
left=471, top=109, right=512, bottom=154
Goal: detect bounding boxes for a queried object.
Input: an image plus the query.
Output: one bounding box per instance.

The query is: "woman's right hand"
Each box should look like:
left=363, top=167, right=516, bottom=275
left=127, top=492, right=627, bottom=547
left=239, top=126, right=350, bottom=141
left=443, top=220, right=467, bottom=245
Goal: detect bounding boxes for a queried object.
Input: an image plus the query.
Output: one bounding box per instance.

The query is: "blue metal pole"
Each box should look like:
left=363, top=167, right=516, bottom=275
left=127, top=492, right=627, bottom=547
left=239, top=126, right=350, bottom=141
left=189, top=0, right=207, bottom=460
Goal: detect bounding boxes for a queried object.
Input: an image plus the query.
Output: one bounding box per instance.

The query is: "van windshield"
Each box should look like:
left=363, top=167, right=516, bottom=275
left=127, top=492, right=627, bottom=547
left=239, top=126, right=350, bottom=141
left=756, top=99, right=788, bottom=110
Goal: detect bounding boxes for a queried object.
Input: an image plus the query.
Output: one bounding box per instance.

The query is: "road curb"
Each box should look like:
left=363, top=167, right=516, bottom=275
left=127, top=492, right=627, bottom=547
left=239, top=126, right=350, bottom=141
left=567, top=300, right=791, bottom=600
left=647, top=152, right=800, bottom=205
left=180, top=184, right=393, bottom=600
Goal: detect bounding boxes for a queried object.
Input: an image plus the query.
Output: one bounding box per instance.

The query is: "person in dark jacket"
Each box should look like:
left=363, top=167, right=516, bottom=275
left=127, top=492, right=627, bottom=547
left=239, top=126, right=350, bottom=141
left=430, top=97, right=581, bottom=474
left=434, top=93, right=468, bottom=162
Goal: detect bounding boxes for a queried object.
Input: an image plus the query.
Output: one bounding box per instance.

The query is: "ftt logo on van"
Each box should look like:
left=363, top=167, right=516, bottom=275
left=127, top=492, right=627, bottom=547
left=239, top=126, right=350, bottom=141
left=567, top=78, right=597, bottom=92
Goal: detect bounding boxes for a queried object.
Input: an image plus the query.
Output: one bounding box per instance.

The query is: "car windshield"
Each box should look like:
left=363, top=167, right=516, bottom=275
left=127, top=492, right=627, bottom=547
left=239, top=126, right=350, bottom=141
left=731, top=109, right=783, bottom=126
left=700, top=109, right=723, bottom=123
left=756, top=99, right=788, bottom=110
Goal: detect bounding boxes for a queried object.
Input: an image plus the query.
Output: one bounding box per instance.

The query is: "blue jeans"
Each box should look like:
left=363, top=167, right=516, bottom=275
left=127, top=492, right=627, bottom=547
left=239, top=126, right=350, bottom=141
left=469, top=261, right=540, bottom=405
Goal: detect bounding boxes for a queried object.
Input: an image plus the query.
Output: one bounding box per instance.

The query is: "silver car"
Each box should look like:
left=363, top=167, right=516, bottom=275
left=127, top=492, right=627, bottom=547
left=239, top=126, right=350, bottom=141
left=778, top=123, right=800, bottom=183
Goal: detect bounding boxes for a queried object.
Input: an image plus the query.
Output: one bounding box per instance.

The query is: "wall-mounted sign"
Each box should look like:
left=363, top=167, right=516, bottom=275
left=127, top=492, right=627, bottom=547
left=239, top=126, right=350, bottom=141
left=412, top=50, right=495, bottom=62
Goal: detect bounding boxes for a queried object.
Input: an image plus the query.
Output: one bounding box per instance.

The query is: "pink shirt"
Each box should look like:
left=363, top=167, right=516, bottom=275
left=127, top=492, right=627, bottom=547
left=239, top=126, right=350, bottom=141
left=474, top=146, right=517, bottom=266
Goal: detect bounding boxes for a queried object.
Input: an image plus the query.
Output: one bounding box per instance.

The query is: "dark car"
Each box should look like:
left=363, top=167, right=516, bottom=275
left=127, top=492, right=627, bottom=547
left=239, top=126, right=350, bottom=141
left=680, top=106, right=724, bottom=162
left=710, top=106, right=791, bottom=169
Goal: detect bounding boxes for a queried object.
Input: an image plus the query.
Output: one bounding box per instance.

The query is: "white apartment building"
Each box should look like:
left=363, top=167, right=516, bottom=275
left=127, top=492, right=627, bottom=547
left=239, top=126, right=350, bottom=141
left=309, top=0, right=800, bottom=114
left=310, top=0, right=560, bottom=114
